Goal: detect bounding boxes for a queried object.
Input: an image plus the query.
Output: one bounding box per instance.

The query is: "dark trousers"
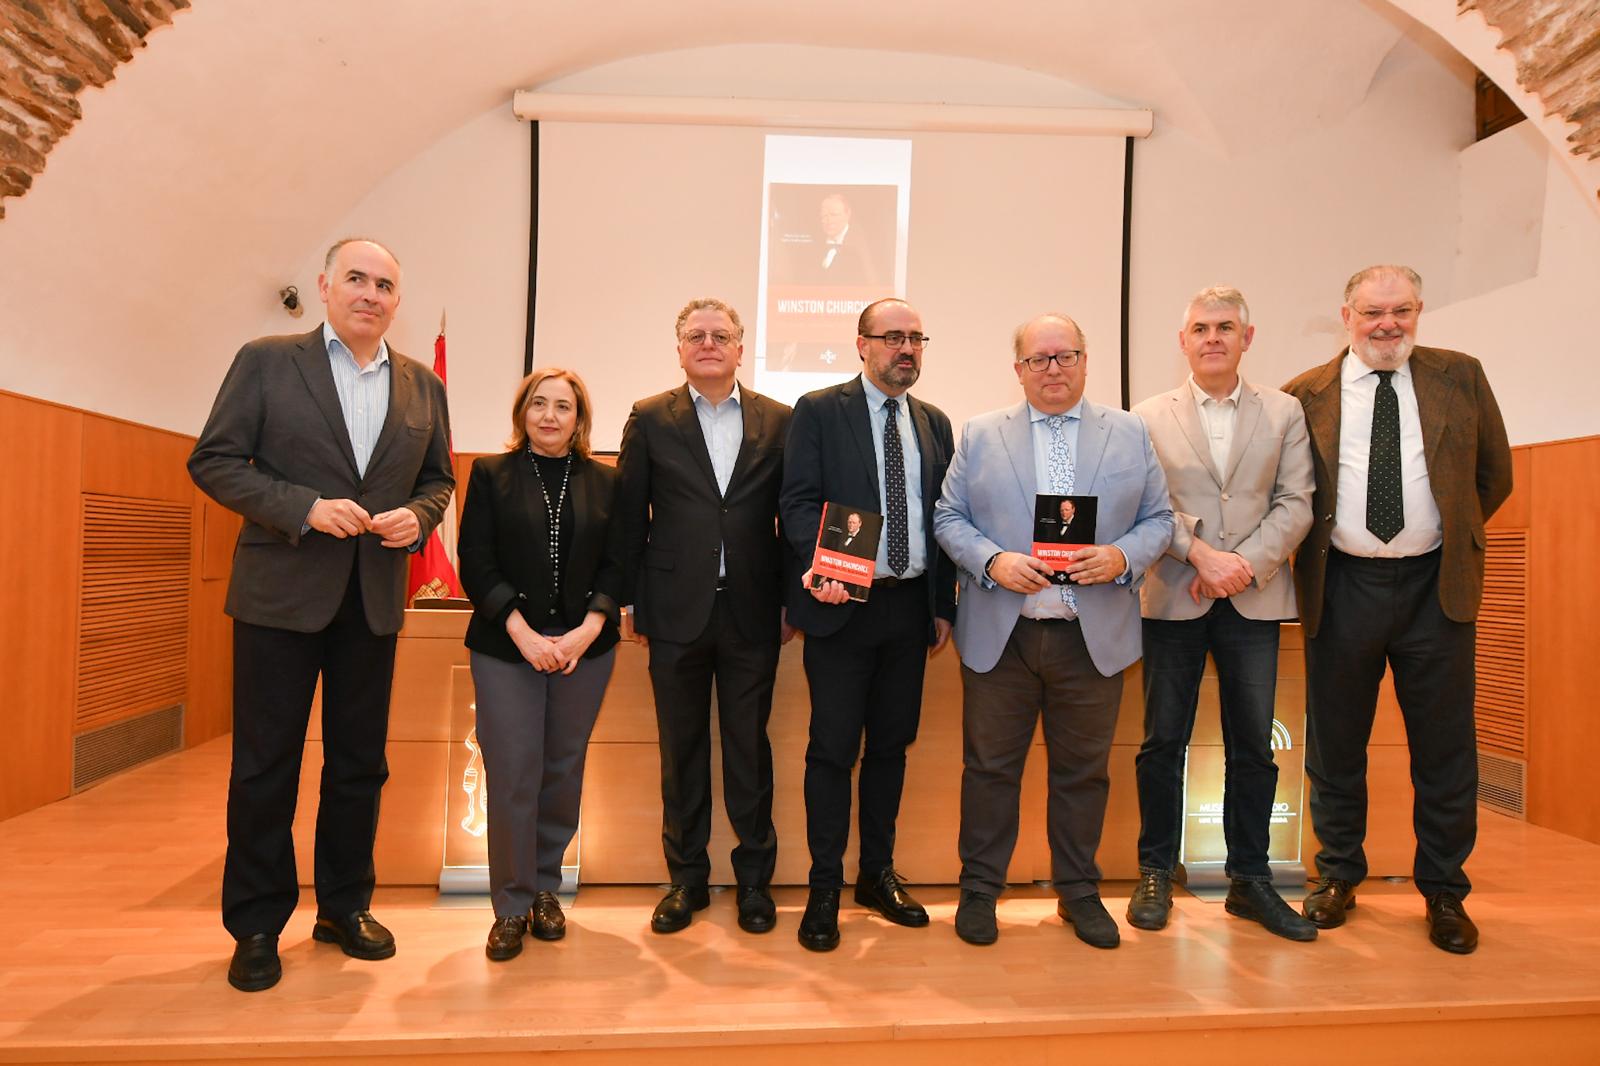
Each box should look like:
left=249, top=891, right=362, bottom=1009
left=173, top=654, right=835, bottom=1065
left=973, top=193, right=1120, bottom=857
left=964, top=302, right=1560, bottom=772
left=222, top=564, right=396, bottom=940
left=1305, top=549, right=1478, bottom=897
left=800, top=577, right=930, bottom=888
left=471, top=647, right=615, bottom=917
left=1136, top=600, right=1282, bottom=880
left=647, top=591, right=779, bottom=888
left=958, top=618, right=1122, bottom=901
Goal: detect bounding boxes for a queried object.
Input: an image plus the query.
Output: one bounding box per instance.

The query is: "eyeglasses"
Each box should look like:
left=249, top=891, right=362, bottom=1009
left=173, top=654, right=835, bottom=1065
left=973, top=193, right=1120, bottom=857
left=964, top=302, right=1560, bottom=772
left=679, top=329, right=739, bottom=348
left=1019, top=351, right=1082, bottom=371
left=860, top=332, right=931, bottom=350
left=1352, top=305, right=1418, bottom=322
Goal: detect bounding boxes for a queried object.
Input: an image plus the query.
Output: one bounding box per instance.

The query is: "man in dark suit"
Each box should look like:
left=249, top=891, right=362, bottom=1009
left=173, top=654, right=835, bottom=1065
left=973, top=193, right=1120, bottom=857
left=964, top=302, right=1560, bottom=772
left=780, top=297, right=956, bottom=952
left=614, top=297, right=793, bottom=936
left=1283, top=264, right=1511, bottom=954
left=188, top=238, right=454, bottom=992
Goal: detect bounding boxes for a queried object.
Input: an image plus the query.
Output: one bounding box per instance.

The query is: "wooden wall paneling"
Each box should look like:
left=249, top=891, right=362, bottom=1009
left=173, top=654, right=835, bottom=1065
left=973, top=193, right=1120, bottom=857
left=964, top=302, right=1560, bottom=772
left=187, top=491, right=238, bottom=745
left=75, top=494, right=191, bottom=733
left=1477, top=530, right=1529, bottom=758
left=0, top=394, right=83, bottom=819
left=1527, top=437, right=1600, bottom=843
left=79, top=414, right=195, bottom=501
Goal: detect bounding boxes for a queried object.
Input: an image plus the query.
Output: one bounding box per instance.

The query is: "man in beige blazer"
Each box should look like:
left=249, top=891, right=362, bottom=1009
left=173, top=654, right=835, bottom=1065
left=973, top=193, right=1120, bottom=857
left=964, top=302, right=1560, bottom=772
left=1130, top=286, right=1315, bottom=941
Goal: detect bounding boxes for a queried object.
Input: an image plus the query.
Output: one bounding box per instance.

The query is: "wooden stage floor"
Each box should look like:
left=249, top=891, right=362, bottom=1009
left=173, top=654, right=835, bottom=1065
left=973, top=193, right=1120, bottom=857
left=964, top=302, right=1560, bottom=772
left=2, top=738, right=1598, bottom=1065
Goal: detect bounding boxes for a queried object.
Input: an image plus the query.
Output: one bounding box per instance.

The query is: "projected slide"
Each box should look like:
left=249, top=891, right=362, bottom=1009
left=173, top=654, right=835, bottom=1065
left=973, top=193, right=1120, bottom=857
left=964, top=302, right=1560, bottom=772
left=754, top=135, right=911, bottom=406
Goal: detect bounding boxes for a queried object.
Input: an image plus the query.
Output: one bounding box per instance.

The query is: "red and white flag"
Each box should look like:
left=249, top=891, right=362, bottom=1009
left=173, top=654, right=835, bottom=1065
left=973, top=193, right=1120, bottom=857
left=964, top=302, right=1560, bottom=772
left=407, top=317, right=464, bottom=603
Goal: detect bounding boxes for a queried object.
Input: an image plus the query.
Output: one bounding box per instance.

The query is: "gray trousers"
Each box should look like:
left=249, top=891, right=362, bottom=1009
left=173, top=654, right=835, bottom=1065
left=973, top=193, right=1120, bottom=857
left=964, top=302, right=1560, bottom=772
left=469, top=648, right=615, bottom=917
left=958, top=618, right=1122, bottom=901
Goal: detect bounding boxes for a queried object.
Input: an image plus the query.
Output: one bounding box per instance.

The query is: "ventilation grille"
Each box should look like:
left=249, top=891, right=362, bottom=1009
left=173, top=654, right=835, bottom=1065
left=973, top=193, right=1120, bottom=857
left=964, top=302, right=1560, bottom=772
left=76, top=494, right=191, bottom=733
left=1477, top=750, right=1526, bottom=819
left=73, top=703, right=184, bottom=791
left=1475, top=529, right=1528, bottom=758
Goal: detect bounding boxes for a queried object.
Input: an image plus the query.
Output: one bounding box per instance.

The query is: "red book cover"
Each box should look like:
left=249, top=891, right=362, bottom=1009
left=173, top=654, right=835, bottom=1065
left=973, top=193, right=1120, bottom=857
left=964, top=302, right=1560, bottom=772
left=810, top=502, right=882, bottom=602
left=1032, top=494, right=1098, bottom=584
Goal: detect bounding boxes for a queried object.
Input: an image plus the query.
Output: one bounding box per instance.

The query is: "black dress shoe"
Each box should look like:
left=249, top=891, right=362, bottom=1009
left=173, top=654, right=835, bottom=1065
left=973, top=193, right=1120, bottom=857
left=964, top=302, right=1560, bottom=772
left=1302, top=878, right=1357, bottom=929
left=797, top=887, right=841, bottom=952
left=1224, top=879, right=1318, bottom=942
left=854, top=868, right=929, bottom=928
left=954, top=889, right=998, bottom=946
left=312, top=910, right=396, bottom=960
left=1425, top=892, right=1479, bottom=954
left=1058, top=894, right=1121, bottom=949
left=650, top=884, right=710, bottom=934
left=227, top=933, right=281, bottom=992
left=530, top=892, right=566, bottom=942
left=736, top=885, right=777, bottom=934
left=1126, top=869, right=1173, bottom=931
left=485, top=915, right=528, bottom=961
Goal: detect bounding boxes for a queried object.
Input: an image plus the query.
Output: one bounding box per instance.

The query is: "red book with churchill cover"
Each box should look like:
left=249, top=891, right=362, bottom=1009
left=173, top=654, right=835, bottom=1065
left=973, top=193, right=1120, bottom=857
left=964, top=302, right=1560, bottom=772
left=1032, top=493, right=1098, bottom=585
left=810, top=502, right=883, bottom=602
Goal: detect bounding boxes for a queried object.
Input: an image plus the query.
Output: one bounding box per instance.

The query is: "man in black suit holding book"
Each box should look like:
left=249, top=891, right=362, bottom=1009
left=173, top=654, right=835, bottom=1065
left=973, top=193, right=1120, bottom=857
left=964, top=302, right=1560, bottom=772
left=779, top=297, right=957, bottom=952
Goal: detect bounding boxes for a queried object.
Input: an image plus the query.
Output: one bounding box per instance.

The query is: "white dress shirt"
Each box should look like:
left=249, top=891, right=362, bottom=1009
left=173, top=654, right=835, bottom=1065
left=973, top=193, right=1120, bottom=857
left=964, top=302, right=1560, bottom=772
left=324, top=322, right=391, bottom=478
left=1188, top=374, right=1242, bottom=478
left=1331, top=352, right=1443, bottom=557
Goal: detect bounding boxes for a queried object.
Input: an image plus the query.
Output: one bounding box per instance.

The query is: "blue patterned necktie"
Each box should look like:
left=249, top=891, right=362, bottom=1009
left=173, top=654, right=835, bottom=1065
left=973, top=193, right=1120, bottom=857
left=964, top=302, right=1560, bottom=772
left=883, top=398, right=909, bottom=575
left=1047, top=414, right=1077, bottom=610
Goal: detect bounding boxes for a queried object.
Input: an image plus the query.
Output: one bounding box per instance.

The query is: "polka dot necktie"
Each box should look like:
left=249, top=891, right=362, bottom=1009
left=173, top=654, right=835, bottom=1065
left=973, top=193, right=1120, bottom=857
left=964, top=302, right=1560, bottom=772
left=1366, top=370, right=1404, bottom=542
left=883, top=398, right=909, bottom=576
left=1047, top=414, right=1078, bottom=611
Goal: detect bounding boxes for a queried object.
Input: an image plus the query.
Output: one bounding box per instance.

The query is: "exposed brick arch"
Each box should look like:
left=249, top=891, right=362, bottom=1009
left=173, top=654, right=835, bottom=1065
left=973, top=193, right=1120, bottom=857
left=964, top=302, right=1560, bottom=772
left=0, top=0, right=189, bottom=219
left=1462, top=0, right=1600, bottom=162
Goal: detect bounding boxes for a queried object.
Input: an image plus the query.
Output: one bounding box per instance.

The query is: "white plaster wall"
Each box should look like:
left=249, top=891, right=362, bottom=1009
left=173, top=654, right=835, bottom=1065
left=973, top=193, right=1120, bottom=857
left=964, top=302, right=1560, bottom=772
left=1, top=3, right=1596, bottom=451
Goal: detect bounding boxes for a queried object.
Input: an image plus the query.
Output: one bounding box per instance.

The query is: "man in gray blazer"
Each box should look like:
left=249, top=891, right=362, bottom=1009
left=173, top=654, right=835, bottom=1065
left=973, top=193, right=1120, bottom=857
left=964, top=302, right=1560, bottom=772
left=188, top=238, right=454, bottom=992
left=1130, top=286, right=1315, bottom=941
left=934, top=312, right=1172, bottom=948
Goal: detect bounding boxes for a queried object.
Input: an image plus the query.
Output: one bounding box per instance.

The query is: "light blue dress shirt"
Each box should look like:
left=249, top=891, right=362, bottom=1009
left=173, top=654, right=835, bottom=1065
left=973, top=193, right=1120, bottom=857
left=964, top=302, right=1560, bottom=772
left=324, top=321, right=391, bottom=478
left=688, top=381, right=743, bottom=579
left=859, top=374, right=926, bottom=580
left=1023, top=400, right=1082, bottom=620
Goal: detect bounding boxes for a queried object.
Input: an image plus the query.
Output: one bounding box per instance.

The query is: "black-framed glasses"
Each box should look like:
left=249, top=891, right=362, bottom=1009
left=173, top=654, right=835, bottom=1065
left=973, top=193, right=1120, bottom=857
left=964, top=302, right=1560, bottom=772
left=1019, top=351, right=1082, bottom=371
left=860, top=331, right=931, bottom=350
left=679, top=329, right=739, bottom=348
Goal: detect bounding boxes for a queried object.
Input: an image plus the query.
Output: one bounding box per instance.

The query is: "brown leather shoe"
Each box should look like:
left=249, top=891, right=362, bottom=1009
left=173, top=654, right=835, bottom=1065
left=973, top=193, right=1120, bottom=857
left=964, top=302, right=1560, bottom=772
left=530, top=892, right=566, bottom=941
left=485, top=915, right=527, bottom=961
left=1302, top=878, right=1356, bottom=929
left=1126, top=869, right=1173, bottom=931
left=312, top=910, right=396, bottom=960
left=1425, top=892, right=1479, bottom=954
left=227, top=933, right=281, bottom=992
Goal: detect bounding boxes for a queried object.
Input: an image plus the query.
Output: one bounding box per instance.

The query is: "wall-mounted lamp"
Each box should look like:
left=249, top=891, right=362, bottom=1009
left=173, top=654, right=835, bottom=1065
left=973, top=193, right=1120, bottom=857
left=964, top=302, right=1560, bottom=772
left=279, top=285, right=304, bottom=318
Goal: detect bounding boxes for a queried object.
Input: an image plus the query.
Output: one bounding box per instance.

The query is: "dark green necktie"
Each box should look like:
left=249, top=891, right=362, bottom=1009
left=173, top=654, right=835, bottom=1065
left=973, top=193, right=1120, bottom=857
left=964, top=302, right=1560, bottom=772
left=1366, top=370, right=1404, bottom=542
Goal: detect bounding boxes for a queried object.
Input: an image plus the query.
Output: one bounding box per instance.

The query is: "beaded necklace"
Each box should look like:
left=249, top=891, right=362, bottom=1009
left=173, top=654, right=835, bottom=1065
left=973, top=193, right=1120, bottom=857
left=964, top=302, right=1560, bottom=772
left=527, top=447, right=573, bottom=593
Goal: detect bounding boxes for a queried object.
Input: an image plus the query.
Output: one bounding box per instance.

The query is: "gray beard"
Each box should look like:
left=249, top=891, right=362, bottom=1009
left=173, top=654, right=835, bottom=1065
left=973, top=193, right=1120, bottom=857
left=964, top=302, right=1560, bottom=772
left=1351, top=334, right=1413, bottom=370
left=879, top=364, right=920, bottom=390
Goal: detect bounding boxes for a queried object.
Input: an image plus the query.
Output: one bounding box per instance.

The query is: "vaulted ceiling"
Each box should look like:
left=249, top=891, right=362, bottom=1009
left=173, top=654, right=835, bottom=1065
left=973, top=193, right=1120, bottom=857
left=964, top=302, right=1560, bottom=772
left=0, top=0, right=1597, bottom=221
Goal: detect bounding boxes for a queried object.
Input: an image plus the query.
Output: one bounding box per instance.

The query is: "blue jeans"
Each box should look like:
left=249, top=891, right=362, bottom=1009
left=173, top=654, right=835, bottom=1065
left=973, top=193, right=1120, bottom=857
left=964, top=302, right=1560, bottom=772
left=1135, top=600, right=1281, bottom=881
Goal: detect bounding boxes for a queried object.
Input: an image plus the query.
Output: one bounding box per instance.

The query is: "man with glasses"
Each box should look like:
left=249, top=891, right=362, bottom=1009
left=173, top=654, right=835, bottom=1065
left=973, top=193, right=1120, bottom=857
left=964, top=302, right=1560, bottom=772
left=1129, top=286, right=1315, bottom=941
left=934, top=313, right=1172, bottom=948
left=1283, top=266, right=1510, bottom=954
left=779, top=298, right=957, bottom=952
left=614, top=297, right=793, bottom=936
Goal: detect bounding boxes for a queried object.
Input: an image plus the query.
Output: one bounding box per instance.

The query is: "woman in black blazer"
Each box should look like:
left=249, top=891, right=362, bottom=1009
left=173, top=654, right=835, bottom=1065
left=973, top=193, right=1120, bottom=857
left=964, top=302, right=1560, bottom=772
left=458, top=368, right=622, bottom=961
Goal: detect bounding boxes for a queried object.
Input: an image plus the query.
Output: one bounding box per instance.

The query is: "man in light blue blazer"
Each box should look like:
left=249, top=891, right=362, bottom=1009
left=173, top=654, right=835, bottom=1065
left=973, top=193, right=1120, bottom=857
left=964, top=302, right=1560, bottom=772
left=933, top=312, right=1173, bottom=949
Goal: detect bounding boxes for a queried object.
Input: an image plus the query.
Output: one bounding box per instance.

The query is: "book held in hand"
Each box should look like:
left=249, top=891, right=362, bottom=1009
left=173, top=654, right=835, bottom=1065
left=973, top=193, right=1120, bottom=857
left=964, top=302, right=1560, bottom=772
left=810, top=502, right=883, bottom=602
left=1032, top=493, right=1098, bottom=584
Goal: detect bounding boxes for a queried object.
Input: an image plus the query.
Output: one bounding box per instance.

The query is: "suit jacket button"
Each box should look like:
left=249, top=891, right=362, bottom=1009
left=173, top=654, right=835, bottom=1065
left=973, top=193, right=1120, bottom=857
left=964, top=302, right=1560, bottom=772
left=548, top=607, right=557, bottom=616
